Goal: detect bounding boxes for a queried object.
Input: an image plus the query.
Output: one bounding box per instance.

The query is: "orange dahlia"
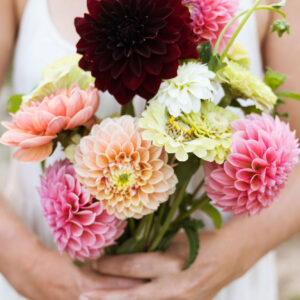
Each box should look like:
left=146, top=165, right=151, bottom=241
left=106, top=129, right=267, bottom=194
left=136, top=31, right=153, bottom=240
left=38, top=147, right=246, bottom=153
left=74, top=116, right=178, bottom=219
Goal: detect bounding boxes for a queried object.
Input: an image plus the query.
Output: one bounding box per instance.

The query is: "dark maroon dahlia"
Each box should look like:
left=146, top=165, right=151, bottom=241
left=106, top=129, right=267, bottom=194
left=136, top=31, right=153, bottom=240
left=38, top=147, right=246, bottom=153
left=75, top=0, right=199, bottom=104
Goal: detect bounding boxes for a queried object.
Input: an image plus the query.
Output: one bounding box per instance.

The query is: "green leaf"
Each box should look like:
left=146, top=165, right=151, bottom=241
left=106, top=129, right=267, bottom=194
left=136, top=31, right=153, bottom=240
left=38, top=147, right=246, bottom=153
left=174, top=154, right=200, bottom=189
left=208, top=55, right=227, bottom=72
left=270, top=19, right=290, bottom=37
left=116, top=237, right=147, bottom=254
left=264, top=67, right=287, bottom=91
left=190, top=219, right=205, bottom=230
left=6, top=94, right=23, bottom=113
left=183, top=226, right=200, bottom=269
left=276, top=91, right=300, bottom=101
left=74, top=260, right=84, bottom=267
left=156, top=229, right=180, bottom=251
left=201, top=203, right=223, bottom=229
left=197, top=42, right=213, bottom=64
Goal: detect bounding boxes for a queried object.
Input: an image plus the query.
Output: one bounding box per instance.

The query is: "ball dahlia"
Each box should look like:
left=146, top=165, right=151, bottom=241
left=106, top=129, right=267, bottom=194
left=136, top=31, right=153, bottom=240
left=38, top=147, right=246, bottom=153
left=204, top=114, right=300, bottom=216
left=75, top=0, right=198, bottom=105
left=74, top=116, right=178, bottom=220
left=0, top=84, right=99, bottom=162
left=183, top=0, right=239, bottom=51
left=38, top=160, right=125, bottom=261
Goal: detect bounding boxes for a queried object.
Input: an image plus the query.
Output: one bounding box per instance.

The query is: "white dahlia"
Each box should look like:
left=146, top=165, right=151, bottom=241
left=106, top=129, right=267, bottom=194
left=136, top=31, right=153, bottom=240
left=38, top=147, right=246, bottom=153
left=151, top=61, right=218, bottom=117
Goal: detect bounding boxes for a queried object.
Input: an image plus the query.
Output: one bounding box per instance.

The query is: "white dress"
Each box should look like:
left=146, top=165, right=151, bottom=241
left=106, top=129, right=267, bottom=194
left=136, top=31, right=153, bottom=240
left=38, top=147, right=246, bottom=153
left=1, top=0, right=278, bottom=299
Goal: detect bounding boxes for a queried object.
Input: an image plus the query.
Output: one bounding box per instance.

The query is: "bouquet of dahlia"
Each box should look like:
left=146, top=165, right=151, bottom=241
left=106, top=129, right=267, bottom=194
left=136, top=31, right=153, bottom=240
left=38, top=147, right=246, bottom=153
left=1, top=0, right=300, bottom=267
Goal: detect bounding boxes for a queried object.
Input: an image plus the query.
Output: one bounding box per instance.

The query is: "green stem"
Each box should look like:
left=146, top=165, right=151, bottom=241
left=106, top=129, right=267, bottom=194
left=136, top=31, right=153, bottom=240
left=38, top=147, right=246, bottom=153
left=121, top=105, right=126, bottom=116
left=220, top=0, right=262, bottom=60
left=258, top=6, right=286, bottom=18
left=213, top=10, right=249, bottom=56
left=135, top=217, right=148, bottom=238
left=128, top=219, right=136, bottom=235
left=192, top=179, right=205, bottom=199
left=175, top=196, right=210, bottom=224
left=152, top=202, right=167, bottom=240
left=149, top=180, right=189, bottom=252
left=214, top=2, right=286, bottom=56
left=144, top=214, right=154, bottom=245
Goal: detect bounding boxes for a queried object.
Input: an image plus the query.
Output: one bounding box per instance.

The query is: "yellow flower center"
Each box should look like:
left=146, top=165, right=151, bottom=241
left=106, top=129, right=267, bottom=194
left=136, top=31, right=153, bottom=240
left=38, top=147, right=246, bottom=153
left=165, top=116, right=195, bottom=142
left=110, top=165, right=137, bottom=192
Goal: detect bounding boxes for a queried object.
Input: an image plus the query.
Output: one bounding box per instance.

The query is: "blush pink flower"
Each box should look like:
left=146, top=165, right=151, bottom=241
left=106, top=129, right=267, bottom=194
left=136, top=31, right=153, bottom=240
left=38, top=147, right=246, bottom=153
left=204, top=114, right=300, bottom=216
left=0, top=84, right=99, bottom=162
left=74, top=116, right=178, bottom=220
left=38, top=160, right=125, bottom=261
left=183, top=0, right=239, bottom=51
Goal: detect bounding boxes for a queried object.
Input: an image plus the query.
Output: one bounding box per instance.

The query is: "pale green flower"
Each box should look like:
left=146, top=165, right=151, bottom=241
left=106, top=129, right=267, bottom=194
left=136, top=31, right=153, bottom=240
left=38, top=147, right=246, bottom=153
left=227, top=43, right=251, bottom=69
left=139, top=101, right=238, bottom=163
left=217, top=59, right=277, bottom=110
left=23, top=55, right=94, bottom=104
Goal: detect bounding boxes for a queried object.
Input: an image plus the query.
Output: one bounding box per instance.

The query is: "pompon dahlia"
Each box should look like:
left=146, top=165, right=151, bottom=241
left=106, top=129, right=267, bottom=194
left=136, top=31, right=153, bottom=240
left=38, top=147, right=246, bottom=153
left=204, top=114, right=300, bottom=216
left=75, top=0, right=198, bottom=105
left=38, top=160, right=125, bottom=261
left=0, top=84, right=99, bottom=162
left=74, top=116, right=178, bottom=220
left=183, top=0, right=239, bottom=51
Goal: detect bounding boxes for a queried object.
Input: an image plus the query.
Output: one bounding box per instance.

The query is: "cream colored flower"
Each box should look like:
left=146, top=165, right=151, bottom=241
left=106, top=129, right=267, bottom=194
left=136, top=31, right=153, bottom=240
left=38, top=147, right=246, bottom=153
left=23, top=55, right=94, bottom=104
left=139, top=101, right=238, bottom=163
left=74, top=116, right=178, bottom=220
left=151, top=61, right=218, bottom=117
left=217, top=59, right=277, bottom=110
left=227, top=43, right=251, bottom=69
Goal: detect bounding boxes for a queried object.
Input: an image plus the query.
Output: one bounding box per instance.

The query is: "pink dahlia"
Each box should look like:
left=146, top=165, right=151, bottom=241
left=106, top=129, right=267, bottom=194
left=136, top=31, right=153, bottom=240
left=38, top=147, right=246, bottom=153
left=74, top=116, right=178, bottom=220
left=204, top=114, right=300, bottom=216
left=0, top=84, right=99, bottom=162
left=183, top=0, right=239, bottom=51
left=38, top=160, right=125, bottom=261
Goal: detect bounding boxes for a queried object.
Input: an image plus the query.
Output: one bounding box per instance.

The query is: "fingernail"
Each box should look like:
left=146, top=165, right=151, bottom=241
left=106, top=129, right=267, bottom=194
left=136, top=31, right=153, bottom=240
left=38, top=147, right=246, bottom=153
left=80, top=296, right=90, bottom=300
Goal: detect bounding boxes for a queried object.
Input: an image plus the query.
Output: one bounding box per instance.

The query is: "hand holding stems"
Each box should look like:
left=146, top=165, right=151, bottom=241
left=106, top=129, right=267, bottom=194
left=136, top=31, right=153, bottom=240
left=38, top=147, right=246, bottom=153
left=81, top=164, right=300, bottom=300
left=0, top=197, right=140, bottom=300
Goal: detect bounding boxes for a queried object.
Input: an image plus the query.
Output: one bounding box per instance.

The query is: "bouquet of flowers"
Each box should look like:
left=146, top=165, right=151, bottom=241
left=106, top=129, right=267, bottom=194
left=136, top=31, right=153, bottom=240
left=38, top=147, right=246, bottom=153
left=1, top=0, right=300, bottom=267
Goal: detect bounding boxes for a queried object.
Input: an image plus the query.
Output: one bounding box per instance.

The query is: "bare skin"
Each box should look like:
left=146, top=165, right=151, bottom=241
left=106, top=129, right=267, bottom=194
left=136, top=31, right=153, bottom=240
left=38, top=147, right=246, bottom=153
left=1, top=0, right=300, bottom=300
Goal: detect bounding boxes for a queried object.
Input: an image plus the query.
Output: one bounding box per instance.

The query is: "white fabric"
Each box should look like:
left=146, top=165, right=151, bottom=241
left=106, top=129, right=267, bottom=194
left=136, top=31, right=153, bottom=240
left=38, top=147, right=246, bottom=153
left=0, top=0, right=278, bottom=299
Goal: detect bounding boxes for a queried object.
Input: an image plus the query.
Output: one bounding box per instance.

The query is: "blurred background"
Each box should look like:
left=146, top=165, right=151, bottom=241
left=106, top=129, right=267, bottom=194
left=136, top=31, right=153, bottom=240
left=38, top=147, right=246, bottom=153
left=0, top=85, right=300, bottom=300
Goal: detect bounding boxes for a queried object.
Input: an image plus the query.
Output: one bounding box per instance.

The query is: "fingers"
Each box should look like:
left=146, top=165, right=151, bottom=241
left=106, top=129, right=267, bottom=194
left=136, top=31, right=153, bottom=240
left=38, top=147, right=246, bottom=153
left=92, top=252, right=185, bottom=279
left=80, top=271, right=142, bottom=291
left=80, top=283, right=155, bottom=300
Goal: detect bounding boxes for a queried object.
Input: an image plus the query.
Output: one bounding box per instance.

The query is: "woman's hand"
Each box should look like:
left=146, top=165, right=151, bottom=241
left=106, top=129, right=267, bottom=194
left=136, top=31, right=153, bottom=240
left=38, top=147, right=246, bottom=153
left=80, top=229, right=251, bottom=300
left=8, top=246, right=141, bottom=300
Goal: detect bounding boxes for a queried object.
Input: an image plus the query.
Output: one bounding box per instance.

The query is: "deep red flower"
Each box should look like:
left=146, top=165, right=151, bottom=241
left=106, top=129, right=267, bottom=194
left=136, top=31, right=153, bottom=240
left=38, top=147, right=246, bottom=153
left=75, top=0, right=198, bottom=104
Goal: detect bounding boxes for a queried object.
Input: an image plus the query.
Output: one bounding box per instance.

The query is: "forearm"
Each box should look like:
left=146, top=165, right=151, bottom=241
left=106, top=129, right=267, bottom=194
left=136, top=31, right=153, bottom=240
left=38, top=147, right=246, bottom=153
left=0, top=194, right=43, bottom=281
left=223, top=163, right=300, bottom=275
